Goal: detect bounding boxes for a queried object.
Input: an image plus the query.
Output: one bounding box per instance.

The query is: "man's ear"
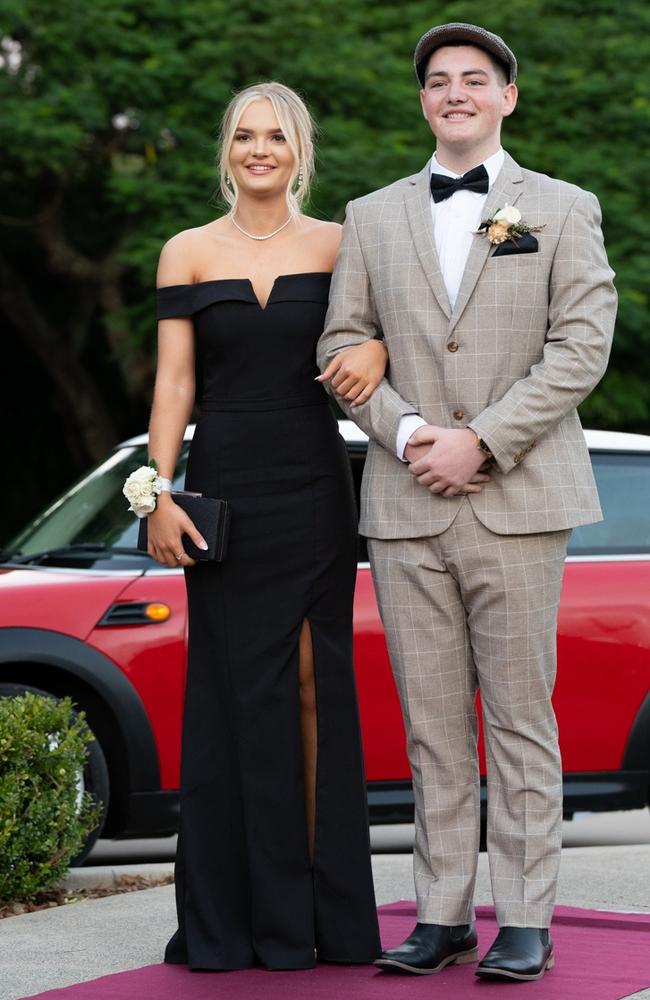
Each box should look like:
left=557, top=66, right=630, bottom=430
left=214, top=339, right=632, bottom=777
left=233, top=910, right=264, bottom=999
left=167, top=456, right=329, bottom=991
left=419, top=88, right=428, bottom=118
left=502, top=83, right=518, bottom=119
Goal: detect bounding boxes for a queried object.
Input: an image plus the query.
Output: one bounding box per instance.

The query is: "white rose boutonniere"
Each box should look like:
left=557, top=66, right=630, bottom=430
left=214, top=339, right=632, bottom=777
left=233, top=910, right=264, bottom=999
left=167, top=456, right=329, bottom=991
left=474, top=204, right=544, bottom=246
left=493, top=204, right=522, bottom=225
left=123, top=460, right=162, bottom=518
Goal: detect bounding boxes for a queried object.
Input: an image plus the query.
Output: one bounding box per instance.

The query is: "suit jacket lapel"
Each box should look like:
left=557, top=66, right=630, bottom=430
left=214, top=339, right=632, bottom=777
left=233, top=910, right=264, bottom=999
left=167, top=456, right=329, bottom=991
left=448, top=152, right=525, bottom=332
left=403, top=163, right=451, bottom=319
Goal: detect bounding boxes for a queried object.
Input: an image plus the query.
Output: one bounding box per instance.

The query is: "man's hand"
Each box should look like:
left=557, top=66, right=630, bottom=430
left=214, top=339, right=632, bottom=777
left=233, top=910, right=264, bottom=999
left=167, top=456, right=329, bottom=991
left=405, top=425, right=491, bottom=497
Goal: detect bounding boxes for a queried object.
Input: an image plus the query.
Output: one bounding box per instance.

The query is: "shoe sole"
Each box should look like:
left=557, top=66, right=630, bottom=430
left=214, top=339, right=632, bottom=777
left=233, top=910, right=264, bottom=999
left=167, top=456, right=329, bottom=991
left=475, top=952, right=555, bottom=981
left=374, top=947, right=479, bottom=975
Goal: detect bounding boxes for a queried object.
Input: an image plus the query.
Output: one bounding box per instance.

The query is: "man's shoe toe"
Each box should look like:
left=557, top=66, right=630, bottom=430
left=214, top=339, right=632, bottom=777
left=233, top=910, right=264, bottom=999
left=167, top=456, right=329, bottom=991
left=476, top=927, right=554, bottom=982
left=374, top=946, right=478, bottom=975
left=373, top=922, right=478, bottom=975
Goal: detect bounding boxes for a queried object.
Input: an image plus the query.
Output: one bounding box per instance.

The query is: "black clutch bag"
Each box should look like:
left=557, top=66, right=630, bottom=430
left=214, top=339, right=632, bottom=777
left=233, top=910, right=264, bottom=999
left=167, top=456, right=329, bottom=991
left=137, top=491, right=231, bottom=562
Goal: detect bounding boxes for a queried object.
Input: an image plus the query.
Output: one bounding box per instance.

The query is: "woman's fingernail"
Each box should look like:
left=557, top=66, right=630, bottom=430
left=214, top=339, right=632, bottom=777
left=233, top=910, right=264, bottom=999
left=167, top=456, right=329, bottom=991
left=314, top=375, right=324, bottom=381
left=199, top=541, right=208, bottom=550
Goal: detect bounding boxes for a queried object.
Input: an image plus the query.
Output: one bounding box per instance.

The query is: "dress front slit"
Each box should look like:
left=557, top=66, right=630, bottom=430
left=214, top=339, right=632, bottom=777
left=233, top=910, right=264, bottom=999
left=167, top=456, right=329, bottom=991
left=298, top=618, right=317, bottom=864
left=159, top=274, right=380, bottom=970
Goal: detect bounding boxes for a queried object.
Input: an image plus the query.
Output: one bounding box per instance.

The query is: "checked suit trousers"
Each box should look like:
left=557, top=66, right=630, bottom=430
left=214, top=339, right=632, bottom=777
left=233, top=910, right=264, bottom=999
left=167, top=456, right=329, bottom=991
left=368, top=499, right=570, bottom=928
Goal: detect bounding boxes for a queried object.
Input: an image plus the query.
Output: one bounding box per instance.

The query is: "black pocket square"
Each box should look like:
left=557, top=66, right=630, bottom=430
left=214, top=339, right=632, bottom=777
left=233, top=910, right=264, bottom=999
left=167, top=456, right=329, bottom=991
left=491, top=232, right=539, bottom=257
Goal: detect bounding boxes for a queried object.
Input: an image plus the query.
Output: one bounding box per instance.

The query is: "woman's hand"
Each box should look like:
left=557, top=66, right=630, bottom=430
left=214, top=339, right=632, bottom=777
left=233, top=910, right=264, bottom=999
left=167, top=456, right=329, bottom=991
left=146, top=493, right=208, bottom=568
left=317, top=339, right=388, bottom=406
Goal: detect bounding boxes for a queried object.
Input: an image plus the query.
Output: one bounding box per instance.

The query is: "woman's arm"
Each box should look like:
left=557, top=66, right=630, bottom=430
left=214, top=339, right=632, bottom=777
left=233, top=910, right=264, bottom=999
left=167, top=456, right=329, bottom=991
left=146, top=235, right=208, bottom=567
left=312, top=219, right=389, bottom=407
left=317, top=338, right=388, bottom=407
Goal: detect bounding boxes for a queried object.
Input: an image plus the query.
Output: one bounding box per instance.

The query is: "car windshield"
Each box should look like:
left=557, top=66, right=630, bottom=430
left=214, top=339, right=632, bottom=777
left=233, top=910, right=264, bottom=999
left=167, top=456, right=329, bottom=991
left=4, top=444, right=188, bottom=567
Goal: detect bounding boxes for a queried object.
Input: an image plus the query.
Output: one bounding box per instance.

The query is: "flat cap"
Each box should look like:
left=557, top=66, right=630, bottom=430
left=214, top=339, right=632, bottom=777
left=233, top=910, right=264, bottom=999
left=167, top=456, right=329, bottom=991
left=414, top=22, right=517, bottom=86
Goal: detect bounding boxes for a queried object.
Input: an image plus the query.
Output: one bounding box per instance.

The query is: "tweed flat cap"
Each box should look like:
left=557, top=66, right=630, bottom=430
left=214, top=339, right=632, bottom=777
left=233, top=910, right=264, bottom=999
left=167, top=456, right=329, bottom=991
left=414, top=23, right=517, bottom=85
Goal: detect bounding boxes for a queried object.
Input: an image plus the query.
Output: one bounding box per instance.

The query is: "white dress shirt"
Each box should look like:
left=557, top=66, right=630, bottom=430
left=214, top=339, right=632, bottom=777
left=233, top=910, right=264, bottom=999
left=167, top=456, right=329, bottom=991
left=395, top=148, right=505, bottom=460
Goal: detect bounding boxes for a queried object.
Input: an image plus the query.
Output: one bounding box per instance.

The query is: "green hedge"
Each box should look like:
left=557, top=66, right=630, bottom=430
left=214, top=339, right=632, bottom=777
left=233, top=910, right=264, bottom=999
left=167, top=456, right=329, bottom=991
left=0, top=693, right=102, bottom=902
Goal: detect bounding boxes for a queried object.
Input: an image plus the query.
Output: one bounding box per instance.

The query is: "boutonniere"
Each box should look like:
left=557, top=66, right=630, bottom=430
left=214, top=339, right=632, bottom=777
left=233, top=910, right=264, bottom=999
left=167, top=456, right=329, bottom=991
left=474, top=205, right=544, bottom=245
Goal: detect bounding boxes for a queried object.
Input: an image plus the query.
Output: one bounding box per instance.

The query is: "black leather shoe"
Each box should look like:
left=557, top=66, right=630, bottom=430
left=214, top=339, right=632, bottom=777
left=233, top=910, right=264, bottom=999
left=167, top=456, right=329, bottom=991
left=374, top=922, right=478, bottom=974
left=476, top=927, right=554, bottom=981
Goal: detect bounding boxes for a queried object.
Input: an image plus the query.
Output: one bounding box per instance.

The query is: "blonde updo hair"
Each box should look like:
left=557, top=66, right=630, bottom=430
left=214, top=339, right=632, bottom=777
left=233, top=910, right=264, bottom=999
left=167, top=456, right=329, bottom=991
left=218, top=82, right=315, bottom=219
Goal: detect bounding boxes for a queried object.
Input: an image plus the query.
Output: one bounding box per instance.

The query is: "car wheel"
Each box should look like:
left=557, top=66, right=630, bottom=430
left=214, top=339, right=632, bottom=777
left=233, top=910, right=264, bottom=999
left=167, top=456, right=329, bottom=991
left=0, top=682, right=109, bottom=865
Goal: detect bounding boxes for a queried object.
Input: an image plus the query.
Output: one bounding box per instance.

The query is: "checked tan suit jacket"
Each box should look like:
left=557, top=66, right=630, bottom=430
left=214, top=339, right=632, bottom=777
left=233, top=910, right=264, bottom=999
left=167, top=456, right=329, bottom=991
left=318, top=152, right=617, bottom=538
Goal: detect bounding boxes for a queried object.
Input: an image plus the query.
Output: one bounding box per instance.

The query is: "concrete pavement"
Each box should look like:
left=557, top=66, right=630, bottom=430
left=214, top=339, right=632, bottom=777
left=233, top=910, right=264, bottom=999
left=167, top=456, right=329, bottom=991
left=2, top=841, right=650, bottom=1000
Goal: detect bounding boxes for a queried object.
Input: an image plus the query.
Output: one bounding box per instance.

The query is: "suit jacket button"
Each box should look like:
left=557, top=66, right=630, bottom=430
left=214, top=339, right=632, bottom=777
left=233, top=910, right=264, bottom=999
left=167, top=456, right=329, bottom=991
left=452, top=409, right=464, bottom=420
left=514, top=453, right=522, bottom=464
left=447, top=341, right=459, bottom=353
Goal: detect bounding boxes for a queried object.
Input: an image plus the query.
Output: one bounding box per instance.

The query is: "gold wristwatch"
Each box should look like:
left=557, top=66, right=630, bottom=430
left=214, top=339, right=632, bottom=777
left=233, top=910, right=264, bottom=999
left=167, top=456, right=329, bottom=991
left=473, top=432, right=493, bottom=460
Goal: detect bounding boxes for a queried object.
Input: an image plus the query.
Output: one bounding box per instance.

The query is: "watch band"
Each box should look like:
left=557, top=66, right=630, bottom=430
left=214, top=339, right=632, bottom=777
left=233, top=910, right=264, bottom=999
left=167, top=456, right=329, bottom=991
left=474, top=433, right=493, bottom=460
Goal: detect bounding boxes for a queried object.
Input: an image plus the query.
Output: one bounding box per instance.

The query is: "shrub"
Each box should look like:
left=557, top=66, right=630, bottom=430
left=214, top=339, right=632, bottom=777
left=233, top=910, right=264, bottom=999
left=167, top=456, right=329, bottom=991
left=0, top=692, right=102, bottom=902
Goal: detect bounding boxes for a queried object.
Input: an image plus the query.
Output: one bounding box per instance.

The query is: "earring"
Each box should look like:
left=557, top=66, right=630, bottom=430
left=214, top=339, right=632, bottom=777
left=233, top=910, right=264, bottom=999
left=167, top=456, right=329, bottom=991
left=296, top=166, right=304, bottom=189
left=225, top=171, right=233, bottom=189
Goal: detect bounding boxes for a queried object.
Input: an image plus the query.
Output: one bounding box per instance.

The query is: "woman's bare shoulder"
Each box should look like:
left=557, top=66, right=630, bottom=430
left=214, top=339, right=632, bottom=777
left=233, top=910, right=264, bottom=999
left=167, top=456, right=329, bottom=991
left=157, top=229, right=200, bottom=287
left=299, top=217, right=343, bottom=268
left=157, top=221, right=230, bottom=287
left=301, top=217, right=342, bottom=237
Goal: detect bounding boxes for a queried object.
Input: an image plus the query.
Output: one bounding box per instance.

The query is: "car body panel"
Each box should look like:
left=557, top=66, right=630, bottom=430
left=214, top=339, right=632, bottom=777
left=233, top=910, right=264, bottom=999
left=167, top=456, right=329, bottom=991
left=352, top=569, right=409, bottom=781
left=84, top=573, right=188, bottom=789
left=0, top=566, right=135, bottom=640
left=554, top=560, right=650, bottom=770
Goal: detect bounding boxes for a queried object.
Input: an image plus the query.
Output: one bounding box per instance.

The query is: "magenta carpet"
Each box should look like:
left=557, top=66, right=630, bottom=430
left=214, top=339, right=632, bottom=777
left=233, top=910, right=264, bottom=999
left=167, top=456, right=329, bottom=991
left=25, top=902, right=650, bottom=999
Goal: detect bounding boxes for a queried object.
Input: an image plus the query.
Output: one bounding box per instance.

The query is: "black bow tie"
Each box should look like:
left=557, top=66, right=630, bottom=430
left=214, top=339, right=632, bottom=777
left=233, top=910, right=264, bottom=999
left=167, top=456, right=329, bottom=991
left=429, top=164, right=489, bottom=203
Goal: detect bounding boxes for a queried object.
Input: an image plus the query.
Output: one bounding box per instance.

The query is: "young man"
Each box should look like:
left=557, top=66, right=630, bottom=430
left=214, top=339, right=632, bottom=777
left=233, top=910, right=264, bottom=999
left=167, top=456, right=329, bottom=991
left=318, top=22, right=616, bottom=982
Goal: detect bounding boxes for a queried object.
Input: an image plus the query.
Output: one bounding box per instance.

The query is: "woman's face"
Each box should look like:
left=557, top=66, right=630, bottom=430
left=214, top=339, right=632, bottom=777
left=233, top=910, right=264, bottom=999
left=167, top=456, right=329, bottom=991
left=229, top=99, right=296, bottom=201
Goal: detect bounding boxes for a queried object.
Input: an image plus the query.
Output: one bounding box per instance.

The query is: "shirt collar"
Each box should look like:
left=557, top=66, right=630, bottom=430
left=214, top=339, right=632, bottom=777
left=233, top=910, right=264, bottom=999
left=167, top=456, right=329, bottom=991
left=430, top=147, right=504, bottom=188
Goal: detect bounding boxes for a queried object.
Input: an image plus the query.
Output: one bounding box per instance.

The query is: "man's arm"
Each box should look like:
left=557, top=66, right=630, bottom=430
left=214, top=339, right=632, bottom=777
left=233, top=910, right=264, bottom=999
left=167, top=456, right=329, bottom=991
left=468, top=189, right=617, bottom=473
left=317, top=201, right=417, bottom=455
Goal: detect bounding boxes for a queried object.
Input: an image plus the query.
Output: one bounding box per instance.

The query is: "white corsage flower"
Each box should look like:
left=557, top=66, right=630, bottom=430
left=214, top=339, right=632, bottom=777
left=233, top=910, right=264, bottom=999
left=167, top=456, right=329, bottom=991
left=123, top=463, right=162, bottom=518
left=493, top=204, right=522, bottom=225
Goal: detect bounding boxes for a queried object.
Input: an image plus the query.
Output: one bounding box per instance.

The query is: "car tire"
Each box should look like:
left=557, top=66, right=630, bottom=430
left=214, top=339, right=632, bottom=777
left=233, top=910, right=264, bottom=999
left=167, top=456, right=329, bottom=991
left=0, top=682, right=109, bottom=865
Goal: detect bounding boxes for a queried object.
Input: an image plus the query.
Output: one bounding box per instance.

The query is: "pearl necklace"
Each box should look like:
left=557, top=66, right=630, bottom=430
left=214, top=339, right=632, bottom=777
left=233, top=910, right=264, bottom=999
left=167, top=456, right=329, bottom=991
left=230, top=213, right=292, bottom=241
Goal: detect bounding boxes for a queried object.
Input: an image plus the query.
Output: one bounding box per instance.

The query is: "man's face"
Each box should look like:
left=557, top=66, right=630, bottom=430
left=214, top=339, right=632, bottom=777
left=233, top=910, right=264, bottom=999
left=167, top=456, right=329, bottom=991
left=419, top=45, right=517, bottom=160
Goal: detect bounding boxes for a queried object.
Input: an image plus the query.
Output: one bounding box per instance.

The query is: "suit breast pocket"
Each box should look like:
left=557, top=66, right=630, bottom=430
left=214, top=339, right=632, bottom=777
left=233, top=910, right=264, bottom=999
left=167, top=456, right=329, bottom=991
left=484, top=252, right=550, bottom=323
left=485, top=252, right=541, bottom=273
left=484, top=251, right=544, bottom=285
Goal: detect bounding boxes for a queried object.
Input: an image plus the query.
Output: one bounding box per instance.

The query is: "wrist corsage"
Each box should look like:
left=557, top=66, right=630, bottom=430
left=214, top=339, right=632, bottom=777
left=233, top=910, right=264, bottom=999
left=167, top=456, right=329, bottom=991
left=123, top=459, right=172, bottom=518
left=474, top=204, right=544, bottom=246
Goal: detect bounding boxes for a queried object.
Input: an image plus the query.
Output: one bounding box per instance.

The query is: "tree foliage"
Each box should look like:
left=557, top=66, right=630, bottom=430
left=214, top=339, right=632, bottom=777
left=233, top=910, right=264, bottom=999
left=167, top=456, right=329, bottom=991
left=1, top=0, right=649, bottom=531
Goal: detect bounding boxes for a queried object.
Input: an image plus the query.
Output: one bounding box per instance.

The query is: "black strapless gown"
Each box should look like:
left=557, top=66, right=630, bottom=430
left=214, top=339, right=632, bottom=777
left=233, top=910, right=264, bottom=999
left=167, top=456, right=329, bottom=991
left=157, top=273, right=380, bottom=971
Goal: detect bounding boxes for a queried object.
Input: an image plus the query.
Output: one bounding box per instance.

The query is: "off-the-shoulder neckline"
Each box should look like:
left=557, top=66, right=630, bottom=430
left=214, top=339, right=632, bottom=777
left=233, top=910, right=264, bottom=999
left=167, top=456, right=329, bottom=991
left=157, top=272, right=332, bottom=311
left=157, top=272, right=332, bottom=291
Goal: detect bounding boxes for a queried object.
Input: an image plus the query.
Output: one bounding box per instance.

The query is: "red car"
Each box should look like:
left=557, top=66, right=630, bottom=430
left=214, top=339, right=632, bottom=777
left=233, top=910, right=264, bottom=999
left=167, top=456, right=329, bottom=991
left=1, top=422, right=649, bottom=858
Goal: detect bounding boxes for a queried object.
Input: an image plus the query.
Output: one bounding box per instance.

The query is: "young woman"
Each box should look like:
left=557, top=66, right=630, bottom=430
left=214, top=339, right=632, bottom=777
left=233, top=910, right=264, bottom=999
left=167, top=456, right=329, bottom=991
left=145, top=82, right=385, bottom=971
